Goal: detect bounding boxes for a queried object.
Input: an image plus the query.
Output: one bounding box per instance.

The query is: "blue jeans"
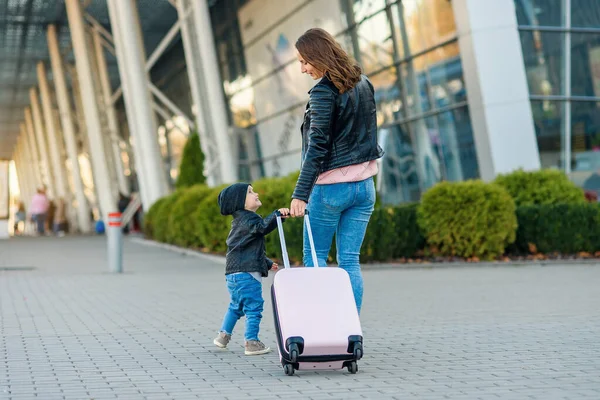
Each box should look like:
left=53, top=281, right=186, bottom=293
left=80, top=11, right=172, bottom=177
left=304, top=177, right=376, bottom=314
left=33, top=213, right=46, bottom=234
left=220, top=273, right=264, bottom=341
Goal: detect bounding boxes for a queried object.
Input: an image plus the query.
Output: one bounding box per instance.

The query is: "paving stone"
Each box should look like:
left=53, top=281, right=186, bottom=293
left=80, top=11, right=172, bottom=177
left=1, top=236, right=599, bottom=399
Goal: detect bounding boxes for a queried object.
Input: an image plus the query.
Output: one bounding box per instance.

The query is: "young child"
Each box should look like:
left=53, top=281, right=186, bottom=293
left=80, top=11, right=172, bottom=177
left=214, top=182, right=289, bottom=355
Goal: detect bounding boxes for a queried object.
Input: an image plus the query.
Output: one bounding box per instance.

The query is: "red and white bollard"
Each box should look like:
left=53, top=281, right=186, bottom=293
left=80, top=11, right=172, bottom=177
left=107, top=212, right=123, bottom=273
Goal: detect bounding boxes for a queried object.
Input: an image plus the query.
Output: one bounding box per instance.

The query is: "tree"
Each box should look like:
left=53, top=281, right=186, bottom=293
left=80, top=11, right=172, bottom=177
left=176, top=132, right=206, bottom=188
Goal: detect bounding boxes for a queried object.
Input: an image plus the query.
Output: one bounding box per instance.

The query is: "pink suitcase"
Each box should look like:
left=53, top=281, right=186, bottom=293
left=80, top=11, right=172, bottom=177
left=271, top=212, right=363, bottom=376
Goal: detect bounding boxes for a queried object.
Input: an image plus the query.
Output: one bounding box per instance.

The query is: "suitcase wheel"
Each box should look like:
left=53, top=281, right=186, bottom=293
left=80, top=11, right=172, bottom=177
left=350, top=341, right=363, bottom=360
left=347, top=361, right=358, bottom=374
left=353, top=346, right=363, bottom=360
left=289, top=343, right=299, bottom=363
left=283, top=363, right=295, bottom=376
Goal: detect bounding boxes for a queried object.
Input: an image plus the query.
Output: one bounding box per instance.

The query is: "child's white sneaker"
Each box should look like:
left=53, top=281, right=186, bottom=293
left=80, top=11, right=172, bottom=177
left=213, top=332, right=231, bottom=348
left=245, top=340, right=271, bottom=355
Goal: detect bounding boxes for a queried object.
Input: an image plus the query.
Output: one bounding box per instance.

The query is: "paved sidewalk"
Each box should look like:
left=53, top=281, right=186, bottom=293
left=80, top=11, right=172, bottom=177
left=1, top=236, right=599, bottom=400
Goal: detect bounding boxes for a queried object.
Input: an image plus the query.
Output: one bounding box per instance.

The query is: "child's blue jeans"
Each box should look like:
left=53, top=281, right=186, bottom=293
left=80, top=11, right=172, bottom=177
left=220, top=272, right=263, bottom=341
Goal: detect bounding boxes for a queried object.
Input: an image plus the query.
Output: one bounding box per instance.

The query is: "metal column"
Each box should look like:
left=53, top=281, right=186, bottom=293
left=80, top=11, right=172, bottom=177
left=14, top=138, right=30, bottom=209
left=564, top=0, right=572, bottom=174
left=17, top=144, right=34, bottom=215
left=17, top=127, right=35, bottom=207
left=16, top=129, right=28, bottom=206
left=65, top=0, right=115, bottom=220
left=20, top=145, right=36, bottom=210
left=92, top=27, right=130, bottom=196
left=101, top=9, right=150, bottom=209
left=28, top=92, right=55, bottom=197
left=23, top=113, right=43, bottom=189
left=175, top=0, right=215, bottom=186
left=190, top=0, right=237, bottom=184
left=107, top=0, right=169, bottom=209
left=13, top=149, right=27, bottom=235
left=453, top=0, right=540, bottom=179
left=104, top=10, right=151, bottom=211
left=85, top=30, right=120, bottom=205
left=14, top=151, right=24, bottom=203
left=37, top=62, right=69, bottom=201
left=47, top=24, right=92, bottom=234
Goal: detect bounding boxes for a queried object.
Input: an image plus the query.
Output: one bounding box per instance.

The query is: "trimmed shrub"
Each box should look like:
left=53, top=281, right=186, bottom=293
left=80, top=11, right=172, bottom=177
left=144, top=197, right=168, bottom=238
left=494, top=169, right=585, bottom=207
left=360, top=207, right=399, bottom=262
left=389, top=202, right=425, bottom=259
left=176, top=132, right=206, bottom=189
left=511, top=203, right=600, bottom=254
left=321, top=202, right=424, bottom=263
left=252, top=171, right=423, bottom=264
left=166, top=184, right=212, bottom=247
left=144, top=172, right=600, bottom=263
left=193, top=184, right=230, bottom=253
left=152, top=192, right=182, bottom=243
left=417, top=181, right=517, bottom=260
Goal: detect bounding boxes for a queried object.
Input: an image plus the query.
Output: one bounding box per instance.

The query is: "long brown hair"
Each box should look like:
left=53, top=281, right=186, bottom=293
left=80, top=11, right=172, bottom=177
left=296, top=28, right=362, bottom=93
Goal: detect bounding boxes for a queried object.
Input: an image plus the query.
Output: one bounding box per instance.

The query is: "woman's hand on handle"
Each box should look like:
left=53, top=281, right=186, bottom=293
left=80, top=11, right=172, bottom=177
left=290, top=199, right=307, bottom=217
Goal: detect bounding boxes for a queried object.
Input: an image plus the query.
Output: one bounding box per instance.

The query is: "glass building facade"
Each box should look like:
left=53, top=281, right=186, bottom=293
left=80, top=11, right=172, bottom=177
left=208, top=0, right=480, bottom=204
left=515, top=0, right=600, bottom=191
left=146, top=0, right=600, bottom=204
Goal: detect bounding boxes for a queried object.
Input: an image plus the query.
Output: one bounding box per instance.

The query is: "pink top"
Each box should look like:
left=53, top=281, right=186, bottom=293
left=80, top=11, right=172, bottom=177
left=29, top=193, right=50, bottom=215
left=316, top=159, right=379, bottom=185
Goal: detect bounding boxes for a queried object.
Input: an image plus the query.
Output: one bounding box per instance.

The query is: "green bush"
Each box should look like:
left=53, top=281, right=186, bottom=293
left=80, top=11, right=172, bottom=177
left=327, top=202, right=424, bottom=263
left=511, top=203, right=600, bottom=254
left=253, top=172, right=424, bottom=264
left=494, top=169, right=585, bottom=207
left=144, top=197, right=168, bottom=238
left=166, top=184, right=212, bottom=247
left=152, top=192, right=182, bottom=243
left=417, top=180, right=517, bottom=260
left=193, top=184, right=230, bottom=253
left=176, top=132, right=206, bottom=189
left=389, top=203, right=425, bottom=259
left=143, top=171, right=600, bottom=263
left=360, top=207, right=399, bottom=262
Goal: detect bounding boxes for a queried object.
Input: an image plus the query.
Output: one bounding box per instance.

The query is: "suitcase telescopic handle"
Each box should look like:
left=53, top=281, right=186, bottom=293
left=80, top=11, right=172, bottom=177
left=276, top=214, right=291, bottom=269
left=276, top=210, right=320, bottom=269
left=304, top=210, right=320, bottom=268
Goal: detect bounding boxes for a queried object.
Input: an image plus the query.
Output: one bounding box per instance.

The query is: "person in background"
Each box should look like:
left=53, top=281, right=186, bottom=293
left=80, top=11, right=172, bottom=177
left=29, top=187, right=50, bottom=236
left=53, top=198, right=68, bottom=237
left=14, top=201, right=26, bottom=235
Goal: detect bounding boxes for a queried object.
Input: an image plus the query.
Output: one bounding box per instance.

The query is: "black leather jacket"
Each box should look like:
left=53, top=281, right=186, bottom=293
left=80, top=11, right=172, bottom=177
left=292, top=74, right=384, bottom=202
left=224, top=209, right=280, bottom=277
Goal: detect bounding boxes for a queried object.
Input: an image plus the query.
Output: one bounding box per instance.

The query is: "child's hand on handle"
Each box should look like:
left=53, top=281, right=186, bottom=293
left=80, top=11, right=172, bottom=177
left=278, top=208, right=290, bottom=218
left=272, top=262, right=279, bottom=270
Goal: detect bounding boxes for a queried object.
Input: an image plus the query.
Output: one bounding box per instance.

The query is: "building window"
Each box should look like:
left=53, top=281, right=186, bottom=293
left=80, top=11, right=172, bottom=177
left=211, top=0, right=478, bottom=203
left=374, top=0, right=479, bottom=204
left=516, top=0, right=600, bottom=193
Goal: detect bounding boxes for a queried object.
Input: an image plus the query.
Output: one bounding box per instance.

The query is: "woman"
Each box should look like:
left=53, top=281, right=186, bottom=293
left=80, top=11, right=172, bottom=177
left=289, top=28, right=384, bottom=313
left=29, top=187, right=50, bottom=235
